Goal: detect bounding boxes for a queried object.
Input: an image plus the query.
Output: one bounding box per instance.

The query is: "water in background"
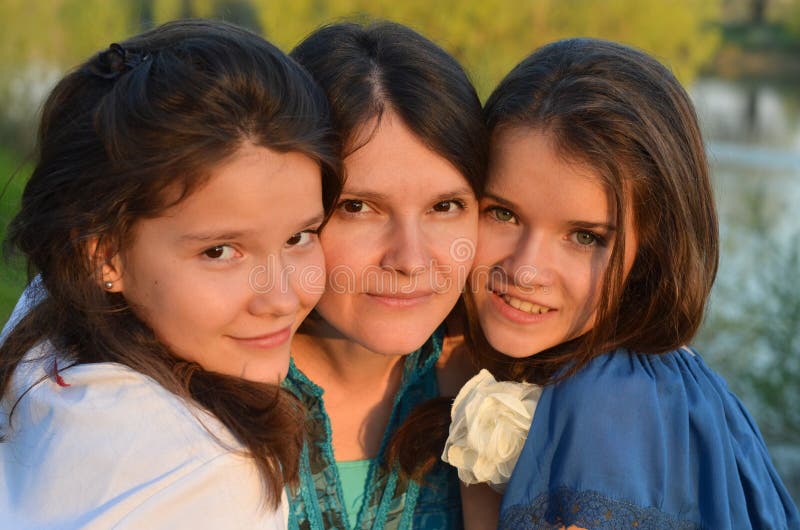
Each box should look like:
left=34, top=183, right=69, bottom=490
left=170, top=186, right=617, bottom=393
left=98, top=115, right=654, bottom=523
left=692, top=76, right=800, bottom=501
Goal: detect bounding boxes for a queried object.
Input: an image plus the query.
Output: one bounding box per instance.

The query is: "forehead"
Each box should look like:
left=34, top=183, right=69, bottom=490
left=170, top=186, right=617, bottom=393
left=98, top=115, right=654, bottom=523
left=342, top=112, right=471, bottom=198
left=144, top=144, right=323, bottom=238
left=488, top=128, right=611, bottom=217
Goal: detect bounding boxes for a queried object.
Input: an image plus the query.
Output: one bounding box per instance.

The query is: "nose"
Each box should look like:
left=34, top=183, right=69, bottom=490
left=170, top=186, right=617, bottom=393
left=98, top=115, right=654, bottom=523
left=247, top=255, right=300, bottom=317
left=503, top=231, right=556, bottom=293
left=379, top=219, right=430, bottom=277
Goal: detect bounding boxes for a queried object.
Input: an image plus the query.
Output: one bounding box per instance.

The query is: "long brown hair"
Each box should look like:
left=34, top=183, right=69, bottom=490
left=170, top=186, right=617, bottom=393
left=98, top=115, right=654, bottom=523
left=0, top=19, right=341, bottom=508
left=291, top=21, right=488, bottom=481
left=479, top=37, right=718, bottom=383
left=390, top=37, right=719, bottom=480
left=290, top=20, right=488, bottom=199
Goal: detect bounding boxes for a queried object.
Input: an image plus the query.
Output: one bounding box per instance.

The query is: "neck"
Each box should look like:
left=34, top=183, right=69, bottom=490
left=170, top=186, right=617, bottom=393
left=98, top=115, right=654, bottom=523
left=291, top=318, right=406, bottom=387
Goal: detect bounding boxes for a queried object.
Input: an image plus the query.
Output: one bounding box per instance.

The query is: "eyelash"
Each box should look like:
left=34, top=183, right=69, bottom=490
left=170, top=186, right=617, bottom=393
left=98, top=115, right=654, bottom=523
left=483, top=205, right=609, bottom=249
left=570, top=230, right=608, bottom=248
left=337, top=198, right=468, bottom=215
left=431, top=199, right=467, bottom=213
left=337, top=199, right=371, bottom=215
left=484, top=205, right=518, bottom=224
left=286, top=228, right=320, bottom=247
left=202, top=244, right=239, bottom=261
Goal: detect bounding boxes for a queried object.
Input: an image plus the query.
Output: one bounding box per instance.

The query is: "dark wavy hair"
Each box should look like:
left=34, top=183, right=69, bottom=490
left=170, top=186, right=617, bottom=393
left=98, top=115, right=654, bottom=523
left=477, top=38, right=718, bottom=383
left=290, top=20, right=488, bottom=485
left=0, top=19, right=341, bottom=508
left=392, top=37, right=719, bottom=481
left=290, top=20, right=487, bottom=196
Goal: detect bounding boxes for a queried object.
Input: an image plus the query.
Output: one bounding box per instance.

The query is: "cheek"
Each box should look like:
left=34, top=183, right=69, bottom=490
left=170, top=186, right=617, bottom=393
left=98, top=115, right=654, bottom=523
left=474, top=227, right=512, bottom=269
left=289, top=248, right=327, bottom=308
left=320, top=225, right=374, bottom=270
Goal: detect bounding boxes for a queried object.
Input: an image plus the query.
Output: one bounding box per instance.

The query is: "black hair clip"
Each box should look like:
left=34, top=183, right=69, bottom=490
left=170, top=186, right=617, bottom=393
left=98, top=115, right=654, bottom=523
left=88, top=42, right=151, bottom=80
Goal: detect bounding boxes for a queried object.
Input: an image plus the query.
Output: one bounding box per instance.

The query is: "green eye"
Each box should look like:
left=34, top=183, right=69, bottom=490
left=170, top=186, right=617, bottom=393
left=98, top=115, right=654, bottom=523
left=574, top=232, right=597, bottom=245
left=492, top=207, right=515, bottom=222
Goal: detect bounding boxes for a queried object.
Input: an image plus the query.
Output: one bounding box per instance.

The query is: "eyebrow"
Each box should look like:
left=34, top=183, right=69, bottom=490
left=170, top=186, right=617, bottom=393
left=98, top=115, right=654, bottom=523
left=178, top=213, right=326, bottom=243
left=483, top=192, right=520, bottom=210
left=568, top=220, right=617, bottom=232
left=342, top=186, right=475, bottom=202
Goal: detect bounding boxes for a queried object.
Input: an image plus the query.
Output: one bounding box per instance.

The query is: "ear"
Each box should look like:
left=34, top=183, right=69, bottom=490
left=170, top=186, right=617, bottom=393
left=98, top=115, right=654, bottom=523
left=86, top=236, right=125, bottom=293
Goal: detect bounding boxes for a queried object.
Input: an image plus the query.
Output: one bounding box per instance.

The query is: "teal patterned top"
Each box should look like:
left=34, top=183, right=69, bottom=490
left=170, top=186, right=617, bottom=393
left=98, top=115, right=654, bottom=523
left=284, top=327, right=463, bottom=530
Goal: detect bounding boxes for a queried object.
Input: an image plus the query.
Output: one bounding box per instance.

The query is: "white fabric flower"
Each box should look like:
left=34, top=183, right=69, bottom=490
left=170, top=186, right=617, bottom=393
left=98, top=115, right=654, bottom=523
left=441, top=369, right=541, bottom=493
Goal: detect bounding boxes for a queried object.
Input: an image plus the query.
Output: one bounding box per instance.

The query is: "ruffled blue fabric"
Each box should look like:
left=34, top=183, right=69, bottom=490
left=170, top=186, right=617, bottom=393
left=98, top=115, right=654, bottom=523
left=499, top=348, right=799, bottom=529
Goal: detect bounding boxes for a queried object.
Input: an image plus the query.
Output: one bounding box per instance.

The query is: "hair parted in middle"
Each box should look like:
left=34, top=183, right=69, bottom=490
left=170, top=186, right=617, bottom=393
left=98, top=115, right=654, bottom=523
left=291, top=20, right=488, bottom=196
left=290, top=18, right=488, bottom=482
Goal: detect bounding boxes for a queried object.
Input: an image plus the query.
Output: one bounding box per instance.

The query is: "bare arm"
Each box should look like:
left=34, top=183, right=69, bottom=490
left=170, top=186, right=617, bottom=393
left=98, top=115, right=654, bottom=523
left=460, top=483, right=501, bottom=530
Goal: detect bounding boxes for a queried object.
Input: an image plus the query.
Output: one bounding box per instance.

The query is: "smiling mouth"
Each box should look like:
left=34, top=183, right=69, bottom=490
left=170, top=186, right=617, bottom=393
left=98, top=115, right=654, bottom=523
left=494, top=290, right=553, bottom=314
left=368, top=291, right=433, bottom=299
left=231, top=326, right=292, bottom=348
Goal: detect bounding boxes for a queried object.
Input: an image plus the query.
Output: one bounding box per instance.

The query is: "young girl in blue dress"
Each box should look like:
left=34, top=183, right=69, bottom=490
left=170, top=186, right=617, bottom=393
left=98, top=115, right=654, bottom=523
left=448, top=38, right=799, bottom=529
left=0, top=19, right=340, bottom=528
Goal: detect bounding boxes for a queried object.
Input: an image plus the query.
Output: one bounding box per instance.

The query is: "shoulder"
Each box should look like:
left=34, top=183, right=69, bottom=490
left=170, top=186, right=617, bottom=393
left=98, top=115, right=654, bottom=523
left=1, top=347, right=285, bottom=529
left=503, top=348, right=800, bottom=528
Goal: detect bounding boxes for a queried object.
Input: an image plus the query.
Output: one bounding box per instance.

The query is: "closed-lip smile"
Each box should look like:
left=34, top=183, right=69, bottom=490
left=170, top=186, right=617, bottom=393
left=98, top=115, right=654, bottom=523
left=366, top=290, right=434, bottom=307
left=230, top=326, right=292, bottom=349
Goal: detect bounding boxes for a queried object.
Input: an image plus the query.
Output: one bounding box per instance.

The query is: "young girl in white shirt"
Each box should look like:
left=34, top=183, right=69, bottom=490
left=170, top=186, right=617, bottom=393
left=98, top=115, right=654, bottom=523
left=0, top=19, right=340, bottom=529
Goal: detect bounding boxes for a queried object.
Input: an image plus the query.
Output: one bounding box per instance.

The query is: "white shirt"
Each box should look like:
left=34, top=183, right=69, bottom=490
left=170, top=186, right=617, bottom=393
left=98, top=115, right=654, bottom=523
left=0, top=342, right=288, bottom=529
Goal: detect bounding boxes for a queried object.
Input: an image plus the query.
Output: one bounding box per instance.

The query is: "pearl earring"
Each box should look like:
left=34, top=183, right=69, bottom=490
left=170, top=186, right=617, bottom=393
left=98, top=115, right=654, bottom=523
left=104, top=281, right=113, bottom=289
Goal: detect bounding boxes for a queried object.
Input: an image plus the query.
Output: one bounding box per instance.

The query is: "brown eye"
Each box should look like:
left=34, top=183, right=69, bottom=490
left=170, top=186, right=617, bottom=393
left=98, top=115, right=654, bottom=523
left=342, top=200, right=363, bottom=213
left=203, top=245, right=234, bottom=259
left=432, top=200, right=461, bottom=213
left=286, top=231, right=316, bottom=247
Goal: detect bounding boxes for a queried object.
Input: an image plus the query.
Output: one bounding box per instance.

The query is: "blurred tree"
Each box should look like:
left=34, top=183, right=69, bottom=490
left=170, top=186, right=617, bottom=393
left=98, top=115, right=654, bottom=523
left=254, top=0, right=721, bottom=97
left=147, top=0, right=261, bottom=31
left=0, top=0, right=137, bottom=152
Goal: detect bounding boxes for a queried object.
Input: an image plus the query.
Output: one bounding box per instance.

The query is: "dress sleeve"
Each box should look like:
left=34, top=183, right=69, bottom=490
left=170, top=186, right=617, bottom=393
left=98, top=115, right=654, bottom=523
left=498, top=350, right=800, bottom=530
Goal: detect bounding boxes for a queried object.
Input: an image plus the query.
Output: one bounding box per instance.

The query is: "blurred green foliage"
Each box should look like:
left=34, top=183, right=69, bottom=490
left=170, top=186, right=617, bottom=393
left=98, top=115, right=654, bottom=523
left=0, top=148, right=30, bottom=323
left=0, top=0, right=722, bottom=97
left=0, top=0, right=726, bottom=321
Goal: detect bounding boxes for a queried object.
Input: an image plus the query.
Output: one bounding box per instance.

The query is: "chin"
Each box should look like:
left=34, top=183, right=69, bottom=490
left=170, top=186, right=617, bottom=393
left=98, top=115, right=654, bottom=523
left=357, top=316, right=443, bottom=356
left=480, top=322, right=550, bottom=359
left=360, top=333, right=431, bottom=357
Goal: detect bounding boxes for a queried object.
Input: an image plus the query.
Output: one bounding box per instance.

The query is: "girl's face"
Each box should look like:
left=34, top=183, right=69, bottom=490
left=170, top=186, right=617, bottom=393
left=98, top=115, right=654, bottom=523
left=109, top=144, right=326, bottom=382
left=471, top=129, right=637, bottom=358
left=314, top=111, right=479, bottom=355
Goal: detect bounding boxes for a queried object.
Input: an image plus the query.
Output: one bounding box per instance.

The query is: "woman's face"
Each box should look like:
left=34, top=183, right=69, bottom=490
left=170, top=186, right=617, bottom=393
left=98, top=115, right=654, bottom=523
left=109, top=144, right=326, bottom=382
left=314, top=111, right=479, bottom=355
left=471, top=128, right=637, bottom=358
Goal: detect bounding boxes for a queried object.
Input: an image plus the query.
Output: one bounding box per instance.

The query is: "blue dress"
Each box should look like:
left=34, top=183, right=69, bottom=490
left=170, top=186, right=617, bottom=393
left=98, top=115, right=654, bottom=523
left=284, top=326, right=463, bottom=530
left=500, top=348, right=799, bottom=529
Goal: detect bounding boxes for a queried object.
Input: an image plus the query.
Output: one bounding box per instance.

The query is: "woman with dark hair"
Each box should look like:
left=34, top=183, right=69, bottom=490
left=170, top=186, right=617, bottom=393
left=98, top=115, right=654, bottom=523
left=442, top=38, right=799, bottom=528
left=287, top=21, right=487, bottom=529
left=0, top=19, right=340, bottom=528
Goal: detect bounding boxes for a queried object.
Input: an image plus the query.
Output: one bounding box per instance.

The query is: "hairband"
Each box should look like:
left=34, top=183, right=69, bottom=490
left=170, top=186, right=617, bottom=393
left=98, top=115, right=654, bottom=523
left=88, top=42, right=151, bottom=80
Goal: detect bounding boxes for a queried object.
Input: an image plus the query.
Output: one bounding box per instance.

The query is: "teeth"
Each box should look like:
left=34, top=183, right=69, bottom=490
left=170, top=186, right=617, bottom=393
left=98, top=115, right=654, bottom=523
left=502, top=294, right=551, bottom=314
